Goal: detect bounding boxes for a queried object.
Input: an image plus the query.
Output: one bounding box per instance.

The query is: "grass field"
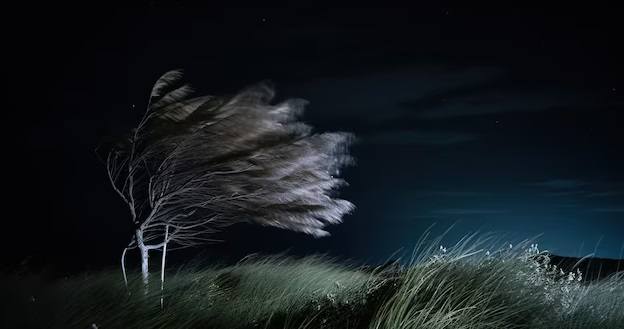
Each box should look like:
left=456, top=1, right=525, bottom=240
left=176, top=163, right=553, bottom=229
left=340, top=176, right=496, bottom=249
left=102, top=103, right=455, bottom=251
left=2, top=235, right=623, bottom=328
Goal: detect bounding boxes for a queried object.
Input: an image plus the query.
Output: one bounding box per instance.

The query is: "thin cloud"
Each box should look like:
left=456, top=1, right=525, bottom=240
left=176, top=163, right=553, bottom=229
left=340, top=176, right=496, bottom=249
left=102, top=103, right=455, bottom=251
left=543, top=190, right=588, bottom=197
left=586, top=191, right=622, bottom=198
left=554, top=204, right=580, bottom=209
left=414, top=190, right=492, bottom=197
left=431, top=209, right=510, bottom=215
left=365, top=130, right=479, bottom=146
left=410, top=215, right=442, bottom=219
left=591, top=208, right=624, bottom=213
left=528, top=180, right=623, bottom=200
left=415, top=94, right=574, bottom=119
left=288, top=65, right=503, bottom=121
left=526, top=179, right=587, bottom=190
left=401, top=83, right=586, bottom=120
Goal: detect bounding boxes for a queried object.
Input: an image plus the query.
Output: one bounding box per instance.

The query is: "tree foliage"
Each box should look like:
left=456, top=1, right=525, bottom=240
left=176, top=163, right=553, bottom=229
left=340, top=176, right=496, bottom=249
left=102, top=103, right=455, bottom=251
left=105, top=69, right=355, bottom=261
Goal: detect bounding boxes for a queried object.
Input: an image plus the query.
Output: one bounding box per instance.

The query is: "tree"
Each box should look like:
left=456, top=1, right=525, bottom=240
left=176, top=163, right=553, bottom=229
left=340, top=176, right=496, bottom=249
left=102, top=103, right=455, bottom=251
left=104, top=70, right=355, bottom=292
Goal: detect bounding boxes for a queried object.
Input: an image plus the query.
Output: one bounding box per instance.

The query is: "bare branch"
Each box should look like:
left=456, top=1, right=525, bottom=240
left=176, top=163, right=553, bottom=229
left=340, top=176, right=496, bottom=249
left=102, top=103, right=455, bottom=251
left=103, top=71, right=355, bottom=287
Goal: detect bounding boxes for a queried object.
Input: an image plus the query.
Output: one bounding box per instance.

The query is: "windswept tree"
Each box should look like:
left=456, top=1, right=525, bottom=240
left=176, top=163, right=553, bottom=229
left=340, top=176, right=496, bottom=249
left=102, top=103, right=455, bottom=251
left=104, top=70, right=355, bottom=290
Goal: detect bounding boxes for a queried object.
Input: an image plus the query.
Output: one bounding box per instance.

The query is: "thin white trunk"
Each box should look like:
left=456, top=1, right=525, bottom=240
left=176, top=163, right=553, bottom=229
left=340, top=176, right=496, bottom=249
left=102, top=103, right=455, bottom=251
left=136, top=230, right=149, bottom=294
left=121, top=247, right=130, bottom=294
left=141, top=247, right=149, bottom=293
left=160, top=225, right=169, bottom=309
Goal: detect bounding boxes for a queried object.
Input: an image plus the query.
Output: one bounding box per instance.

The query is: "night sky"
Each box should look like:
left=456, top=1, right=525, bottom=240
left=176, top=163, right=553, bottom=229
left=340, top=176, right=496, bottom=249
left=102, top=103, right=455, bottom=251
left=5, top=3, right=623, bottom=272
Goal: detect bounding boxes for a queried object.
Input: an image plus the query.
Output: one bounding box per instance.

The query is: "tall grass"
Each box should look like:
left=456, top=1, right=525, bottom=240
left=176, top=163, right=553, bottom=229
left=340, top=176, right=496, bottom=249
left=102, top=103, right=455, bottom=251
left=2, top=234, right=623, bottom=329
left=1, top=255, right=383, bottom=329
left=370, top=233, right=624, bottom=329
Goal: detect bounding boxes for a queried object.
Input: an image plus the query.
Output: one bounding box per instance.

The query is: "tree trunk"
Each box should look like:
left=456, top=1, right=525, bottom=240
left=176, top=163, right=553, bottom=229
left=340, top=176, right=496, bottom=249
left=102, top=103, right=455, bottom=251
left=160, top=225, right=169, bottom=309
left=136, top=230, right=149, bottom=294
left=121, top=247, right=130, bottom=294
left=141, top=246, right=149, bottom=289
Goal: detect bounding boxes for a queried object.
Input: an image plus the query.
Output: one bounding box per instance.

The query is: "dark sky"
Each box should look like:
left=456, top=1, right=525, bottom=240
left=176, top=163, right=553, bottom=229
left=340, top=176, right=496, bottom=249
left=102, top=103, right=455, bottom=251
left=6, top=3, right=624, bottom=272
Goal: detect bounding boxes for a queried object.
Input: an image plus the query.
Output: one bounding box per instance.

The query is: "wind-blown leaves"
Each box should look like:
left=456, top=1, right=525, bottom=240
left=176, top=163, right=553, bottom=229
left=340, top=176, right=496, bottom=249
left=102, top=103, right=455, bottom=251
left=151, top=84, right=194, bottom=110
left=107, top=70, right=355, bottom=251
left=150, top=69, right=184, bottom=98
left=153, top=95, right=218, bottom=123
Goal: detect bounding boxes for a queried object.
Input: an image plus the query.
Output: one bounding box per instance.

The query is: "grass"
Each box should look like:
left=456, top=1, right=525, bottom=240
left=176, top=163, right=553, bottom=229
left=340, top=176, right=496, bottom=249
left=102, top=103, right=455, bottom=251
left=2, top=255, right=387, bottom=329
left=2, top=235, right=623, bottom=329
left=370, top=233, right=624, bottom=329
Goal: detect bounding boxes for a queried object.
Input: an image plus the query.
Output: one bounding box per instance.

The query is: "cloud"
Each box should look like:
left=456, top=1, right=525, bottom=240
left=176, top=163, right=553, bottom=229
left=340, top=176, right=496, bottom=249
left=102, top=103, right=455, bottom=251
left=591, top=208, right=624, bottom=213
left=430, top=209, right=510, bottom=215
left=543, top=190, right=588, bottom=197
left=288, top=65, right=503, bottom=122
left=410, top=215, right=442, bottom=219
left=290, top=62, right=612, bottom=127
left=526, top=180, right=623, bottom=200
left=405, top=90, right=580, bottom=119
left=554, top=204, right=580, bottom=209
left=586, top=191, right=622, bottom=198
left=365, top=130, right=478, bottom=146
left=413, top=190, right=492, bottom=197
left=526, top=179, right=587, bottom=190
left=546, top=190, right=623, bottom=198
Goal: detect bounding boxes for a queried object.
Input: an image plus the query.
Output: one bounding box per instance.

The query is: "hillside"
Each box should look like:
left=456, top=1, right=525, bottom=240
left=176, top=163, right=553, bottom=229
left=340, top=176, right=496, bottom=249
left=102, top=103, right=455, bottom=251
left=2, top=242, right=623, bottom=329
